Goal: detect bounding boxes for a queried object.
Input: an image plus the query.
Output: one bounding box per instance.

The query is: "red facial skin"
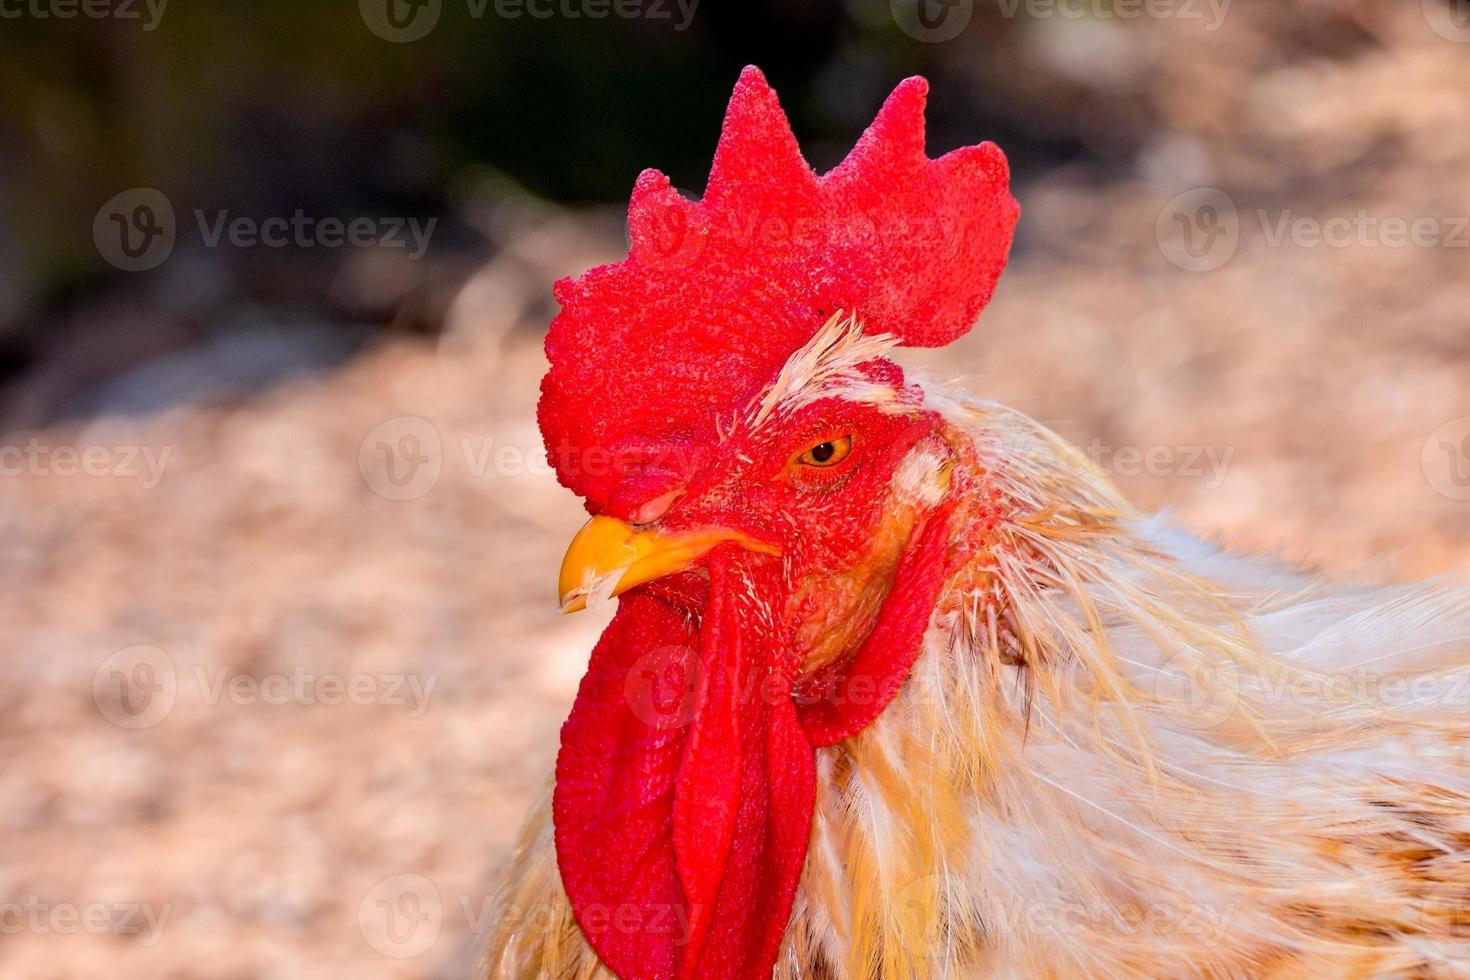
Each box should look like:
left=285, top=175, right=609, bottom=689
left=553, top=376, right=957, bottom=980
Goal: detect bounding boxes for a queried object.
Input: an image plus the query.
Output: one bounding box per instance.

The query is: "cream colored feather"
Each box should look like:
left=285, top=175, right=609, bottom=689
left=485, top=364, right=1470, bottom=979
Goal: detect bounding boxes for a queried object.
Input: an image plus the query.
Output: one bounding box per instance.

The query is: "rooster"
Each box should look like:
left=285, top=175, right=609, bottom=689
left=483, top=67, right=1470, bottom=979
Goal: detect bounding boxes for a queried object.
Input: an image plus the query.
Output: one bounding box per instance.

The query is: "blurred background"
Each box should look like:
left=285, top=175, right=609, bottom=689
left=3, top=0, right=1469, bottom=976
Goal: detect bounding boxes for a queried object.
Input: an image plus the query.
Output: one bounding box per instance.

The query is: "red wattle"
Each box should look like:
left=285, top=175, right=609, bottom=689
left=673, top=551, right=814, bottom=979
left=795, top=505, right=954, bottom=747
left=553, top=592, right=699, bottom=980
left=671, top=554, right=744, bottom=969
left=554, top=559, right=815, bottom=980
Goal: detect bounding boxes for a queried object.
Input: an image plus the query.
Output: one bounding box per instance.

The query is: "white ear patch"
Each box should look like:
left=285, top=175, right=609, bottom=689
left=891, top=443, right=950, bottom=508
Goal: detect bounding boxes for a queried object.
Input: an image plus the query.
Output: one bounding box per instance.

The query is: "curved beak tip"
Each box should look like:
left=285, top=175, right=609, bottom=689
left=556, top=515, right=778, bottom=614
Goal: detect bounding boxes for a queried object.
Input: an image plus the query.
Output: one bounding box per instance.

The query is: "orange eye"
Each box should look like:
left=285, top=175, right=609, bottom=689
left=795, top=435, right=852, bottom=468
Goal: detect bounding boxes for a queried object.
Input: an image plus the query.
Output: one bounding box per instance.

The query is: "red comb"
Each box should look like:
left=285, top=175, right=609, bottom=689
left=539, top=64, right=1018, bottom=512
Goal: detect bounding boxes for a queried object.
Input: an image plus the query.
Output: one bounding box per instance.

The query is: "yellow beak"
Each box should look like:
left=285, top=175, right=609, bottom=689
left=558, top=515, right=779, bottom=613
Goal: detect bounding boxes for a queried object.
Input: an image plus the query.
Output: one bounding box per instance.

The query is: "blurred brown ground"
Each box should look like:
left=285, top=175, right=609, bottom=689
left=4, top=4, right=1470, bottom=978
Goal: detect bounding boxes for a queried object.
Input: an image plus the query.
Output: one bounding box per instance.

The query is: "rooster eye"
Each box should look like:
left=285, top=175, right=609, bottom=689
left=795, top=435, right=853, bottom=468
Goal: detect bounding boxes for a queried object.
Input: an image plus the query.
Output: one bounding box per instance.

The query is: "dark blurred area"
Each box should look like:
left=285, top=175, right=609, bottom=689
left=3, top=0, right=1448, bottom=429
left=5, top=2, right=1470, bottom=977
left=4, top=0, right=998, bottom=426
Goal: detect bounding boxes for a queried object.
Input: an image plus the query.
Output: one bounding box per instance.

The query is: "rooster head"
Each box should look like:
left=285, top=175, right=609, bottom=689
left=537, top=66, right=1018, bottom=980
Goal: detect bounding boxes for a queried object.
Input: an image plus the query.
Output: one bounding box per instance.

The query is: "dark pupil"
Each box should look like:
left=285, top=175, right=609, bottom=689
left=809, top=442, right=835, bottom=463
